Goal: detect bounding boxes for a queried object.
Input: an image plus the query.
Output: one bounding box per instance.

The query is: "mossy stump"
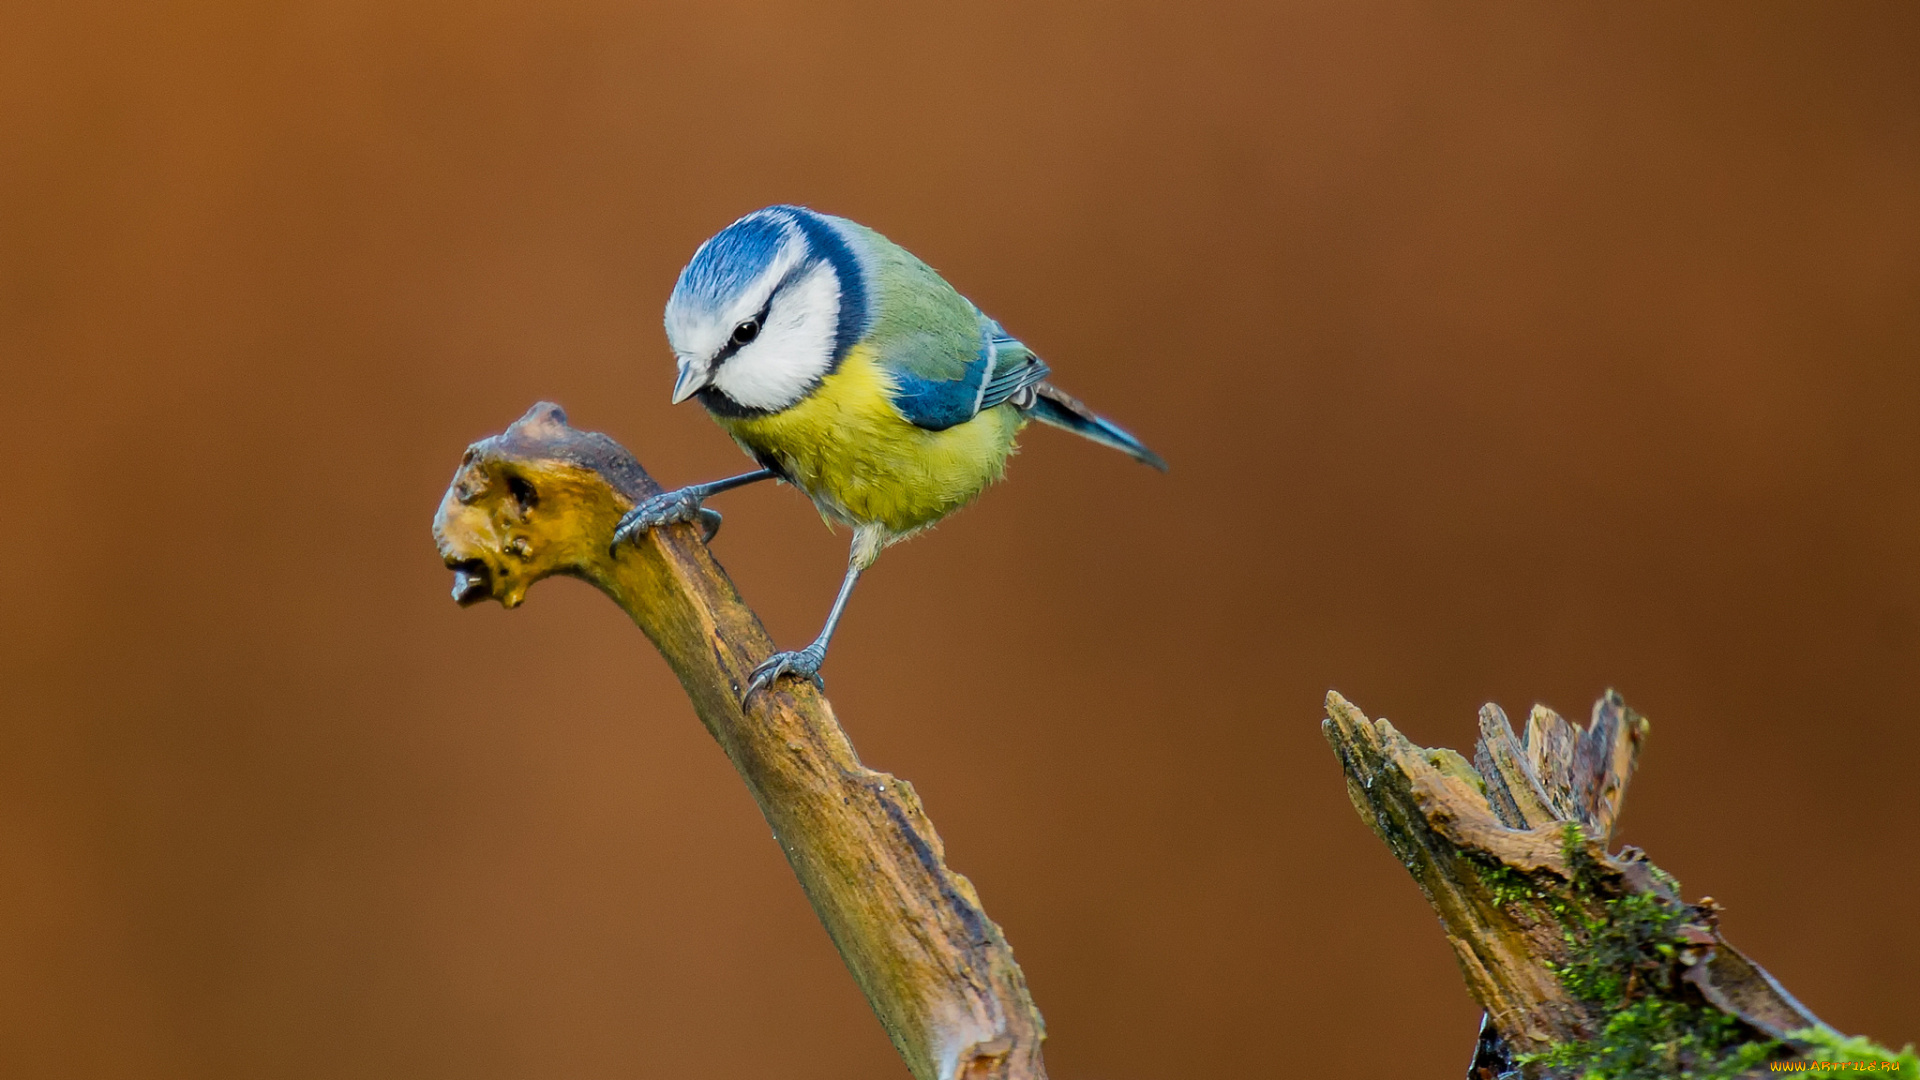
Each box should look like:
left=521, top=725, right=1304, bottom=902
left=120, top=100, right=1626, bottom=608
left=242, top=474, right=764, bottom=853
left=1323, top=691, right=1916, bottom=1080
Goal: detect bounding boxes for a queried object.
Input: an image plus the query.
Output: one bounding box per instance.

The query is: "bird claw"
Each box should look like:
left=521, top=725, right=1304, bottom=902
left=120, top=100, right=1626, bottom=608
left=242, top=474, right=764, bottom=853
left=744, top=645, right=827, bottom=702
left=609, top=488, right=715, bottom=553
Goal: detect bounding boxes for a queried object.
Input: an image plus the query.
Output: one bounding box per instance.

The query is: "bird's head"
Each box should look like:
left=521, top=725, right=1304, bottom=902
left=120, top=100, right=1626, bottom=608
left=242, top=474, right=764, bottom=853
left=662, top=206, right=867, bottom=414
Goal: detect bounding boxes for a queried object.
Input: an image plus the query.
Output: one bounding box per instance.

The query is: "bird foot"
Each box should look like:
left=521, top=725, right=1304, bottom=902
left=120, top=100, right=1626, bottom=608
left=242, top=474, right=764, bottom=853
left=609, top=488, right=722, bottom=552
left=745, top=644, right=827, bottom=701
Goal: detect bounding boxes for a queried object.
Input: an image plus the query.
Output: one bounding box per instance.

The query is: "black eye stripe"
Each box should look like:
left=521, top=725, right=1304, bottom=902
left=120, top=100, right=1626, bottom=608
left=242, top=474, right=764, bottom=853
left=711, top=295, right=775, bottom=367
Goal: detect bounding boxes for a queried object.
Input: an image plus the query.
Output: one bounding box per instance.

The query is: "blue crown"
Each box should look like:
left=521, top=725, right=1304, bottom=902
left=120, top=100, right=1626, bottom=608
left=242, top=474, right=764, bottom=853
left=674, top=209, right=794, bottom=313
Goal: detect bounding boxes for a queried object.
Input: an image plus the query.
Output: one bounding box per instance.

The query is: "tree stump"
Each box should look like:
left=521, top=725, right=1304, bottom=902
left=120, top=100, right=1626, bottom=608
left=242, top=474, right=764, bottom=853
left=1323, top=690, right=1915, bottom=1079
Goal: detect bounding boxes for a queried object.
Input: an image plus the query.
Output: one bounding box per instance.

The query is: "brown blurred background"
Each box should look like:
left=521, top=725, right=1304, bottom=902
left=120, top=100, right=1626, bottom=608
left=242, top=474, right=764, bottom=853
left=4, top=1, right=1917, bottom=1076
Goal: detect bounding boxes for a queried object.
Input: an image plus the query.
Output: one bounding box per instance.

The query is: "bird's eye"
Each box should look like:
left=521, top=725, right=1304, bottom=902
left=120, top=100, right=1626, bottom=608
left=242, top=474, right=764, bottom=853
left=731, top=319, right=761, bottom=346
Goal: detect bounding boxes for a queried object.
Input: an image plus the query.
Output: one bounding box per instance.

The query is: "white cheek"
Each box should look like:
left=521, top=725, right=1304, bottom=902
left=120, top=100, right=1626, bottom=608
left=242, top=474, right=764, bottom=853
left=710, top=263, right=841, bottom=411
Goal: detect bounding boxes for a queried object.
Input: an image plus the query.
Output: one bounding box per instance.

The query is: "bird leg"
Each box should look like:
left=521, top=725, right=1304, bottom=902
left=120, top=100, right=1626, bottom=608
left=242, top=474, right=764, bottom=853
left=608, top=468, right=775, bottom=551
left=745, top=550, right=868, bottom=701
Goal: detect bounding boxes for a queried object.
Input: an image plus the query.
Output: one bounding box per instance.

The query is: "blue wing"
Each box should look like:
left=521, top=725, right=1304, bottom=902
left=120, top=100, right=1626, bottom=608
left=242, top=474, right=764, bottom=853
left=886, top=319, right=1051, bottom=432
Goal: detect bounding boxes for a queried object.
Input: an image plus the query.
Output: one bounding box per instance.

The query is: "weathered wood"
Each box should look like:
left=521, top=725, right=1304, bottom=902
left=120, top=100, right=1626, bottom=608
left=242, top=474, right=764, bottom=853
left=1324, top=690, right=1912, bottom=1079
left=1330, top=695, right=1581, bottom=1053
left=432, top=403, right=1045, bottom=1080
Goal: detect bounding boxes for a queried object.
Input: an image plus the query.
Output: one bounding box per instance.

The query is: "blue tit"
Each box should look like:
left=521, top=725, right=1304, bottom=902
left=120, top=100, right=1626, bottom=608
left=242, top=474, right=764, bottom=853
left=611, top=205, right=1165, bottom=698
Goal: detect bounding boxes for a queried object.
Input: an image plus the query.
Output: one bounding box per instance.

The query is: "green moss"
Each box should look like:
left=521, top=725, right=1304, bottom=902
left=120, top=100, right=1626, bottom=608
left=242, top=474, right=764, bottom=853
left=1561, top=822, right=1606, bottom=892
left=1777, top=1028, right=1920, bottom=1078
left=1516, top=848, right=1781, bottom=1079
left=1471, top=853, right=1542, bottom=909
left=1510, top=845, right=1918, bottom=1078
left=1475, top=827, right=1916, bottom=1078
left=1549, top=890, right=1688, bottom=1002
left=1519, top=996, right=1777, bottom=1079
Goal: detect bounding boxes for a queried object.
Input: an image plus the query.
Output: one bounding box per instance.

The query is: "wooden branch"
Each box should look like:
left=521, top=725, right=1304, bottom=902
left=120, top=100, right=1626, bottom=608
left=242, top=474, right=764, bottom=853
left=1324, top=690, right=1916, bottom=1079
left=431, top=403, right=1046, bottom=1080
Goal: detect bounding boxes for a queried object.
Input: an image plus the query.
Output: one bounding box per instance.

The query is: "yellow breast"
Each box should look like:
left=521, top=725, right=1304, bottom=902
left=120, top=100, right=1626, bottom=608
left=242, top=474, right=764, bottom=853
left=713, top=346, right=1024, bottom=538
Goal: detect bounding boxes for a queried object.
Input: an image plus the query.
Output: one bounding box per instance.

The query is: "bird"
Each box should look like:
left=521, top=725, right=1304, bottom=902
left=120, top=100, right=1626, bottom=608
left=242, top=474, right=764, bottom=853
left=611, top=205, right=1165, bottom=700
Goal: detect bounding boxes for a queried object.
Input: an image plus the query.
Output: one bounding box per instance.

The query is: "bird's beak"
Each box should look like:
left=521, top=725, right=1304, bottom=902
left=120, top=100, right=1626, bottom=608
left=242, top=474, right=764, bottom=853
left=670, top=361, right=713, bottom=405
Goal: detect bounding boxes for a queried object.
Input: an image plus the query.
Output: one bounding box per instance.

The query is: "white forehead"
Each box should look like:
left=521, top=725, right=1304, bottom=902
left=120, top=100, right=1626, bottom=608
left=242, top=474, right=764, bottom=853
left=664, top=213, right=811, bottom=362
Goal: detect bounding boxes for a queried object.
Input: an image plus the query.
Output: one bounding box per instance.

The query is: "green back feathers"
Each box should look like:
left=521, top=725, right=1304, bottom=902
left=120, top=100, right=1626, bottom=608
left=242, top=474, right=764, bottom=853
left=841, top=220, right=984, bottom=383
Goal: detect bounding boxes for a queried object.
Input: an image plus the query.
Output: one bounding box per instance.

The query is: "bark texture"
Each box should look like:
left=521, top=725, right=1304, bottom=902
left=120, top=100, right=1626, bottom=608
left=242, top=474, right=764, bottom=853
left=432, top=403, right=1046, bottom=1080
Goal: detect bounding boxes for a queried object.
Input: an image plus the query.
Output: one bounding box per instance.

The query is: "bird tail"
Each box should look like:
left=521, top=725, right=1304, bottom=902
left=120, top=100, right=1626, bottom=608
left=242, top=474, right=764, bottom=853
left=1022, top=383, right=1168, bottom=471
